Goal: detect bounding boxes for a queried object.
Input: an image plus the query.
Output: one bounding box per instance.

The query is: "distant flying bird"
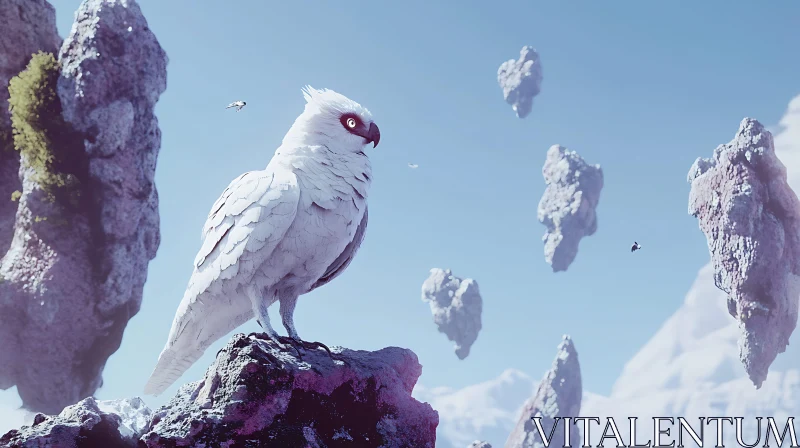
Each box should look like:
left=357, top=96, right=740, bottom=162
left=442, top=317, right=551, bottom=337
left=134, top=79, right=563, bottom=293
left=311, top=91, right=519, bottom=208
left=144, top=87, right=381, bottom=396
left=631, top=241, right=642, bottom=252
left=408, top=163, right=419, bottom=169
left=226, top=100, right=247, bottom=112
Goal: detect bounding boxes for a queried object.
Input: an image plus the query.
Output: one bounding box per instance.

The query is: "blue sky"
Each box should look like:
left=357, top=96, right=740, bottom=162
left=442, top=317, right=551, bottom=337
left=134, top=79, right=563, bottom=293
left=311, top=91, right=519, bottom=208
left=16, top=0, right=798, bottom=411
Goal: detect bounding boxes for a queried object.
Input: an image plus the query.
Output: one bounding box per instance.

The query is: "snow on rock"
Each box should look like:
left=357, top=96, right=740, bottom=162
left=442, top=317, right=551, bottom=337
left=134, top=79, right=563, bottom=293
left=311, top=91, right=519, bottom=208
left=0, top=0, right=166, bottom=413
left=537, top=145, right=603, bottom=272
left=0, top=397, right=152, bottom=447
left=96, top=397, right=153, bottom=441
left=0, top=0, right=60, bottom=258
left=582, top=262, right=800, bottom=447
left=413, top=369, right=536, bottom=448
left=505, top=335, right=582, bottom=448
left=140, top=333, right=438, bottom=447
left=687, top=118, right=800, bottom=388
left=421, top=268, right=483, bottom=360
left=497, top=46, right=543, bottom=119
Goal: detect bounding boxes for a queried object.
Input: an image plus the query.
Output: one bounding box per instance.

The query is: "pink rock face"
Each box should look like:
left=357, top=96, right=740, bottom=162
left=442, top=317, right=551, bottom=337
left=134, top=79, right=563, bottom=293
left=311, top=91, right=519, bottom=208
left=505, top=336, right=582, bottom=448
left=142, top=334, right=439, bottom=447
left=0, top=0, right=166, bottom=413
left=687, top=118, right=800, bottom=388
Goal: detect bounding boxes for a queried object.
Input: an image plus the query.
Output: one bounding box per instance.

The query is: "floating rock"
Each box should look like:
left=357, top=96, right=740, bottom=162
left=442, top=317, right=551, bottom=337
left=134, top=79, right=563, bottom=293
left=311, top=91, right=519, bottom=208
left=0, top=0, right=61, bottom=257
left=421, top=268, right=483, bottom=360
left=0, top=0, right=166, bottom=413
left=537, top=145, right=603, bottom=272
left=505, top=336, right=582, bottom=448
left=0, top=397, right=152, bottom=447
left=141, top=333, right=438, bottom=447
left=497, top=46, right=543, bottom=119
left=687, top=118, right=800, bottom=388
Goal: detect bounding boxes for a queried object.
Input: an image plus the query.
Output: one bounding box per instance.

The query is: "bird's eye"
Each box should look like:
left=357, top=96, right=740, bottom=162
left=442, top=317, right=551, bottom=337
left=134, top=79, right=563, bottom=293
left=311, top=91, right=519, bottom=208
left=346, top=117, right=357, bottom=128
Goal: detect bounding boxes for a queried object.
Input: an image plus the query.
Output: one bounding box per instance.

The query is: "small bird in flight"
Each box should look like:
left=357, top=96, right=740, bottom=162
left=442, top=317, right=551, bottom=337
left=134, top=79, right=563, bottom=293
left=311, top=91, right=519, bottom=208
left=226, top=100, right=247, bottom=112
left=408, top=163, right=419, bottom=169
left=631, top=241, right=642, bottom=252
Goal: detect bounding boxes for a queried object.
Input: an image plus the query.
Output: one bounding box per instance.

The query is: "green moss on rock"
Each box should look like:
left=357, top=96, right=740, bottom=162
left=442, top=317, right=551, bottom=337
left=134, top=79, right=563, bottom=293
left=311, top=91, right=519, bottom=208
left=8, top=51, right=85, bottom=205
left=10, top=190, right=21, bottom=202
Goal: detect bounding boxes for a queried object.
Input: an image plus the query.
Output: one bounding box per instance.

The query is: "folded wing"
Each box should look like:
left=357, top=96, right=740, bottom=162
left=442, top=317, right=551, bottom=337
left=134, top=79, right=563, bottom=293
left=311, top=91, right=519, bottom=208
left=144, top=168, right=300, bottom=396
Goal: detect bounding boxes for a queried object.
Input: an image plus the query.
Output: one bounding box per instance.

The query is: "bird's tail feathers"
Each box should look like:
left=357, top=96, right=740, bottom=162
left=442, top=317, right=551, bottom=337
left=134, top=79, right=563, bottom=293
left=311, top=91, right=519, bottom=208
left=143, top=345, right=204, bottom=396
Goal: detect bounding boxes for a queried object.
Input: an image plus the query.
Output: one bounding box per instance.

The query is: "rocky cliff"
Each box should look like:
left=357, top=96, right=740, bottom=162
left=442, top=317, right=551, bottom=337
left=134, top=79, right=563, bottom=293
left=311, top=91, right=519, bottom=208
left=1, top=334, right=439, bottom=448
left=0, top=0, right=166, bottom=413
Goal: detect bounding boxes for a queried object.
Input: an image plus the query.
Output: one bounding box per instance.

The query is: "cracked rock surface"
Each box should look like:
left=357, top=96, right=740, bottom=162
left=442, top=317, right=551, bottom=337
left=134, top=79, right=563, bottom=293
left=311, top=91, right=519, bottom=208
left=688, top=118, right=800, bottom=388
left=0, top=0, right=166, bottom=414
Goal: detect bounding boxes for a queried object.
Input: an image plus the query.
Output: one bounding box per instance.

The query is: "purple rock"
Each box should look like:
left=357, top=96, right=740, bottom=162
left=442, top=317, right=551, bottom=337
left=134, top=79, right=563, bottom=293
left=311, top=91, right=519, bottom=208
left=141, top=334, right=439, bottom=447
left=687, top=118, right=800, bottom=388
left=537, top=145, right=603, bottom=272
left=0, top=0, right=166, bottom=413
left=505, top=335, right=582, bottom=448
left=0, top=397, right=151, bottom=447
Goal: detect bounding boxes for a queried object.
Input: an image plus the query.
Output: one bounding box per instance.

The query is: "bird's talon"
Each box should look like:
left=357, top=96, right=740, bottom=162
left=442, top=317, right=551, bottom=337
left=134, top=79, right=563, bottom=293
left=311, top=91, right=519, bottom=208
left=300, top=340, right=334, bottom=357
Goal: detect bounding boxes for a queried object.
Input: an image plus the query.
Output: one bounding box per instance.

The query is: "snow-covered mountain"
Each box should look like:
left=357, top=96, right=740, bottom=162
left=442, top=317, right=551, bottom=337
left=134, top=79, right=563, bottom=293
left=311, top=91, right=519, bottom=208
left=581, top=263, right=800, bottom=446
left=425, top=263, right=800, bottom=448
left=413, top=369, right=537, bottom=448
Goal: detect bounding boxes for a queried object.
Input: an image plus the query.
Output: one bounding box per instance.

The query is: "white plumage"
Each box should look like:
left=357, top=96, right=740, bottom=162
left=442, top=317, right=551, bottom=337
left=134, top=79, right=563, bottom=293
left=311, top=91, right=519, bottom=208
left=144, top=86, right=381, bottom=396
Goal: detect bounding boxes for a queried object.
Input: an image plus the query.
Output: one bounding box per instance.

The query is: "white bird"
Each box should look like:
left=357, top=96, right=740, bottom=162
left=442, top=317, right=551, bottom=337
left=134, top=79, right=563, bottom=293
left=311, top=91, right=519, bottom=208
left=408, top=163, right=418, bottom=169
left=144, top=86, right=381, bottom=396
left=226, top=100, right=247, bottom=112
left=631, top=241, right=642, bottom=252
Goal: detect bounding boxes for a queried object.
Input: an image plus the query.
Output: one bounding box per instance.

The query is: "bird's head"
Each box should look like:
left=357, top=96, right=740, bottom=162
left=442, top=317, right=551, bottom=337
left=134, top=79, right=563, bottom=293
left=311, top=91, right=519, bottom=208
left=283, top=86, right=381, bottom=153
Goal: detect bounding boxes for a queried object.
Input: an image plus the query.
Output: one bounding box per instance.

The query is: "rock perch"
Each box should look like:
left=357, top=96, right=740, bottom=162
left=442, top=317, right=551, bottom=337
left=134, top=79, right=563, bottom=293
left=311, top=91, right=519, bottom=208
left=687, top=118, right=800, bottom=388
left=421, top=268, right=483, bottom=360
left=537, top=145, right=603, bottom=272
left=142, top=334, right=438, bottom=447
left=1, top=336, right=439, bottom=447
left=497, top=46, right=543, bottom=119
left=505, top=335, right=582, bottom=448
left=0, top=0, right=167, bottom=413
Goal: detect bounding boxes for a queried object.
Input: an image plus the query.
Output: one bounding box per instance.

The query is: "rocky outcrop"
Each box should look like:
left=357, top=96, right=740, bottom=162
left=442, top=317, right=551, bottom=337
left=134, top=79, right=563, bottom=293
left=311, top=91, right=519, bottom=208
left=421, top=268, right=483, bottom=360
left=505, top=335, right=582, bottom=448
left=687, top=118, right=800, bottom=388
left=497, top=46, right=543, bottom=119
left=0, top=397, right=152, bottom=447
left=0, top=0, right=166, bottom=413
left=1, top=336, right=439, bottom=447
left=142, top=334, right=438, bottom=447
left=537, top=145, right=603, bottom=272
left=0, top=0, right=61, bottom=256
